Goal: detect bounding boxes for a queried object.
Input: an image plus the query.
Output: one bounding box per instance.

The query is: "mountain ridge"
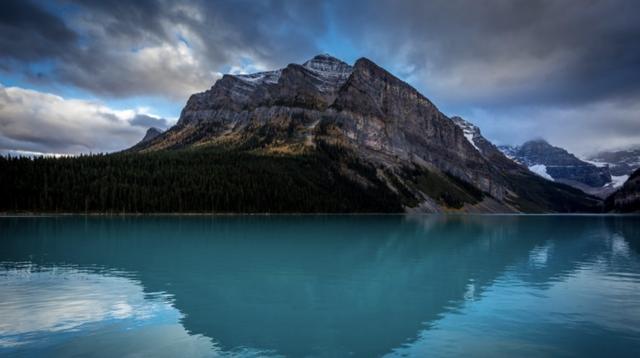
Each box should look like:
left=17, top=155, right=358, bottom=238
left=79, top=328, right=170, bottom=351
left=498, top=140, right=613, bottom=191
left=588, top=148, right=640, bottom=177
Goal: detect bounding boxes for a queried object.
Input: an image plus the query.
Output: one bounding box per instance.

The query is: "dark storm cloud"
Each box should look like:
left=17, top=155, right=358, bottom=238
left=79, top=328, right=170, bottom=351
left=0, top=1, right=77, bottom=61
left=1, top=0, right=328, bottom=99
left=331, top=0, right=640, bottom=108
left=72, top=0, right=172, bottom=42
left=129, top=114, right=169, bottom=129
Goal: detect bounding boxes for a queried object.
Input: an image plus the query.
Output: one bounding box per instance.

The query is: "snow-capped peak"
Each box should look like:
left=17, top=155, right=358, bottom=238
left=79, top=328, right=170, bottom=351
left=302, top=54, right=353, bottom=78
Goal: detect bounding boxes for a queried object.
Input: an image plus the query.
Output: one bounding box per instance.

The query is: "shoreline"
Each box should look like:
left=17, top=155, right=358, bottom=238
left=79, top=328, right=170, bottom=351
left=0, top=212, right=637, bottom=217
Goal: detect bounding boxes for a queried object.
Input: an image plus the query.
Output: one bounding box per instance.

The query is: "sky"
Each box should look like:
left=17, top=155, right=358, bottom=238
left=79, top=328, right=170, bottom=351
left=1, top=0, right=639, bottom=156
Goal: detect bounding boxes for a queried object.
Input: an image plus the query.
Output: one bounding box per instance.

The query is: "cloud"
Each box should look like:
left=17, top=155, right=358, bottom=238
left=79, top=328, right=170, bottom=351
left=0, top=1, right=76, bottom=61
left=0, top=0, right=329, bottom=101
left=325, top=0, right=640, bottom=152
left=3, top=0, right=639, bottom=107
left=6, top=0, right=637, bottom=108
left=55, top=41, right=219, bottom=100
left=1, top=0, right=639, bottom=154
left=0, top=85, right=169, bottom=154
left=332, top=0, right=640, bottom=108
left=129, top=114, right=169, bottom=130
left=466, top=98, right=640, bottom=156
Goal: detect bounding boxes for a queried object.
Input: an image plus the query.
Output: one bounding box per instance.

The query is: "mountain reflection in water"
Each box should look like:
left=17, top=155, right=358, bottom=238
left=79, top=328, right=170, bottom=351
left=1, top=215, right=639, bottom=357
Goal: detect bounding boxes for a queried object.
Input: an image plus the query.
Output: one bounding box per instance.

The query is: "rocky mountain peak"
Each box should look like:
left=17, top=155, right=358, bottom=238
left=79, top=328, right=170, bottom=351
left=177, top=54, right=358, bottom=126
left=302, top=54, right=352, bottom=76
left=141, top=127, right=162, bottom=143
left=332, top=56, right=437, bottom=117
left=519, top=140, right=581, bottom=166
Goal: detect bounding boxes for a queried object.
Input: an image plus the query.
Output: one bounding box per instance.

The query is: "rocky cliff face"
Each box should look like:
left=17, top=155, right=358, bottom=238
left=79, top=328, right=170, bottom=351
left=499, top=140, right=612, bottom=188
left=134, top=54, right=600, bottom=213
left=322, top=58, right=508, bottom=200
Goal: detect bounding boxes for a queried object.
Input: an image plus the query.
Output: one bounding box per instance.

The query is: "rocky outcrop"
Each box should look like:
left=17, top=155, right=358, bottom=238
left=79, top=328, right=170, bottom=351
left=134, top=54, right=600, bottom=213
left=499, top=140, right=612, bottom=188
left=140, top=127, right=162, bottom=143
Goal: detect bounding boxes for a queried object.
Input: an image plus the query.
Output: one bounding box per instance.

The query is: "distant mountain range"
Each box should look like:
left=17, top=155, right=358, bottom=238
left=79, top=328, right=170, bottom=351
left=588, top=149, right=640, bottom=176
left=497, top=140, right=639, bottom=199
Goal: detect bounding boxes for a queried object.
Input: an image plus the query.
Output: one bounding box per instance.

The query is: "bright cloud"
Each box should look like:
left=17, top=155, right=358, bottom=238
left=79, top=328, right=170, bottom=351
left=0, top=85, right=171, bottom=155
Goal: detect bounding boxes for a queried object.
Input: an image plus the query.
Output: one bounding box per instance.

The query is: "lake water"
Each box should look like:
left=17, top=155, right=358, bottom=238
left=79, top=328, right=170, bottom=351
left=1, top=215, right=640, bottom=357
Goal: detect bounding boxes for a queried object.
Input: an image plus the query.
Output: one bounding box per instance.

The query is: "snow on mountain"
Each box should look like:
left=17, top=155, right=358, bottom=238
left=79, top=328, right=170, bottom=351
left=611, top=175, right=629, bottom=188
left=235, top=70, right=282, bottom=85
left=451, top=117, right=480, bottom=152
left=302, top=54, right=353, bottom=78
left=302, top=54, right=353, bottom=93
left=528, top=164, right=554, bottom=181
left=588, top=149, right=640, bottom=176
left=605, top=168, right=640, bottom=212
left=581, top=158, right=609, bottom=168
left=229, top=54, right=352, bottom=94
left=498, top=140, right=611, bottom=188
left=497, top=145, right=518, bottom=160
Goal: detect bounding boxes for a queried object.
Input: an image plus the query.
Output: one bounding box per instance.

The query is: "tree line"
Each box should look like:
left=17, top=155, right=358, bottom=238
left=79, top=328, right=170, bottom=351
left=0, top=149, right=403, bottom=213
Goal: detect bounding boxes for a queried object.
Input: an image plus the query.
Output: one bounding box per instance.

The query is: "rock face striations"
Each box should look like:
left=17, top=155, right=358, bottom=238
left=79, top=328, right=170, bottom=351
left=134, top=54, right=600, bottom=213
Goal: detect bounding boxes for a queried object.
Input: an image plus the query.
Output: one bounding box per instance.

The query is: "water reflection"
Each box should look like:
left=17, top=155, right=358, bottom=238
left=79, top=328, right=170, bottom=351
left=0, top=215, right=639, bottom=357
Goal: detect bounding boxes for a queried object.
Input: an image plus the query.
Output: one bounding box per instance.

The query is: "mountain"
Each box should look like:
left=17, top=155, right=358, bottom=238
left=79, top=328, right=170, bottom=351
left=0, top=54, right=601, bottom=213
left=588, top=148, right=640, bottom=176
left=139, top=127, right=162, bottom=144
left=605, top=168, right=640, bottom=212
left=498, top=140, right=612, bottom=191
left=129, top=54, right=599, bottom=213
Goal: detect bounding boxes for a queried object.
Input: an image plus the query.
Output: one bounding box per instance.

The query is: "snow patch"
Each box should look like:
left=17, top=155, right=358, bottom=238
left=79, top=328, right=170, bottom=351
left=451, top=117, right=480, bottom=152
left=462, top=131, right=480, bottom=151
left=528, top=164, right=554, bottom=181
left=235, top=70, right=282, bottom=85
left=611, top=175, right=629, bottom=188
left=581, top=159, right=609, bottom=168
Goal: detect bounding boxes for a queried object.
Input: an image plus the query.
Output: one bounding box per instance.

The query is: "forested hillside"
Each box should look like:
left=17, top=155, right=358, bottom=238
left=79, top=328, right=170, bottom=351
left=0, top=149, right=403, bottom=213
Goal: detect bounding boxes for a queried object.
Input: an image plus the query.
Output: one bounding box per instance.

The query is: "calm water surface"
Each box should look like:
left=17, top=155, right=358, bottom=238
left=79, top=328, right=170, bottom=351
left=1, top=215, right=640, bottom=357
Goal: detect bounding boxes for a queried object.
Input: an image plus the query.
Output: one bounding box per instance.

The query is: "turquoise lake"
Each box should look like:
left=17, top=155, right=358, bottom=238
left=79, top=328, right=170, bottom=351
left=1, top=215, right=640, bottom=357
